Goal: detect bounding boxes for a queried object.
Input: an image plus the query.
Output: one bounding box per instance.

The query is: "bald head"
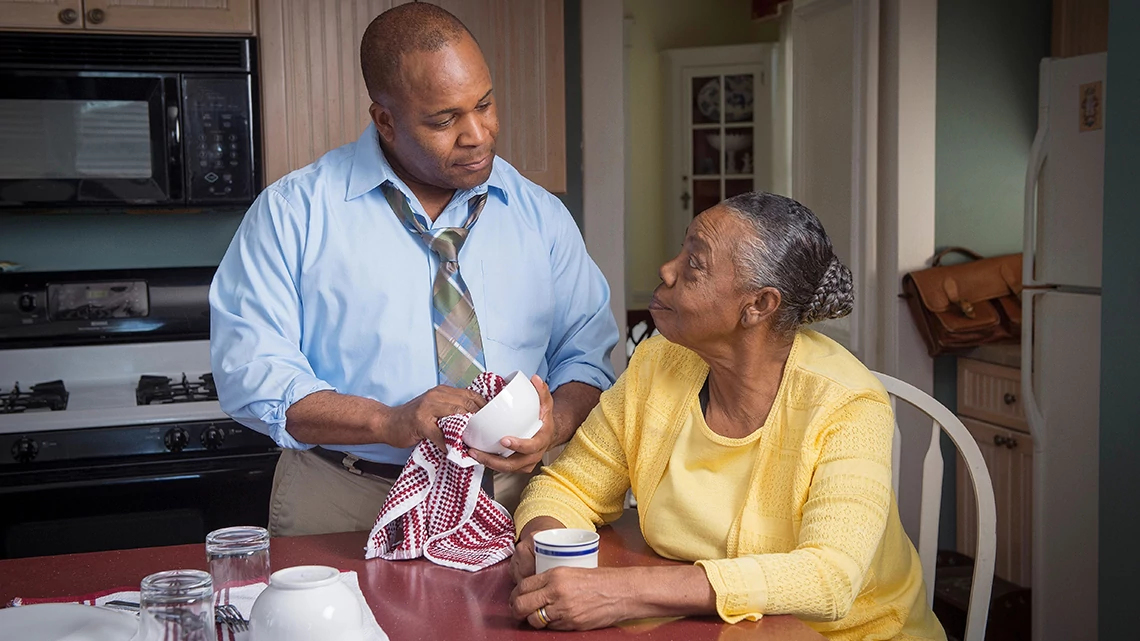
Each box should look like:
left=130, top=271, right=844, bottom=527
left=360, top=3, right=477, bottom=102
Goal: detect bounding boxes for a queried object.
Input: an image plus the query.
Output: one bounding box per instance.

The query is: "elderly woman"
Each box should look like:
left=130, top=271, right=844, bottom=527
left=508, top=193, right=946, bottom=640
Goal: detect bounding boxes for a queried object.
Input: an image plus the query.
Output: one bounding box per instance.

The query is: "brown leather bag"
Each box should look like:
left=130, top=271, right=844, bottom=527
left=902, top=247, right=1023, bottom=357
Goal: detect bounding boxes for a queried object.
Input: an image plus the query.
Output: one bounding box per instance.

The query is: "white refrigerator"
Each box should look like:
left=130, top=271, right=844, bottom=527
left=1022, top=52, right=1105, bottom=641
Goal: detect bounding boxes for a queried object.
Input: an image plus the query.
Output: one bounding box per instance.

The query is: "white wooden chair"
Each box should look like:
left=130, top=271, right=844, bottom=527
left=873, top=372, right=997, bottom=641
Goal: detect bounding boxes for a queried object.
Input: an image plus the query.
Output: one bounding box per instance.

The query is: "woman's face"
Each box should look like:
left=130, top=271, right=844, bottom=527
left=649, top=206, right=754, bottom=351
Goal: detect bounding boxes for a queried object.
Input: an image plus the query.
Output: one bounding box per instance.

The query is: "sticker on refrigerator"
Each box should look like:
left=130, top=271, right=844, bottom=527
left=1079, top=81, right=1103, bottom=132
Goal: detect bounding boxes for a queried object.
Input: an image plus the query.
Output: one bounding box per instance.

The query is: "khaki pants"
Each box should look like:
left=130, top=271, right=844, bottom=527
left=268, top=448, right=537, bottom=537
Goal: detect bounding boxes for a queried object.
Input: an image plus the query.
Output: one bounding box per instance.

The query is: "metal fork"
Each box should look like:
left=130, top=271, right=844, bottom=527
left=215, top=603, right=249, bottom=632
left=104, top=600, right=249, bottom=633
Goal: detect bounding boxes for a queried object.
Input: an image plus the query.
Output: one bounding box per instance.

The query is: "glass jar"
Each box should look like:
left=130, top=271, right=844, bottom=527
left=136, top=569, right=216, bottom=641
left=205, top=526, right=271, bottom=591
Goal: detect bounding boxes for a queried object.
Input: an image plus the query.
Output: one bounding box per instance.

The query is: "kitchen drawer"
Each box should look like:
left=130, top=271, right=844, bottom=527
left=957, top=358, right=1028, bottom=433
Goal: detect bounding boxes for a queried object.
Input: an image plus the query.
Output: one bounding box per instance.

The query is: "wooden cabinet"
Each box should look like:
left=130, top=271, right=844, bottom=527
left=257, top=0, right=566, bottom=192
left=0, top=0, right=84, bottom=31
left=956, top=357, right=1033, bottom=587
left=1053, top=0, right=1108, bottom=58
left=0, top=0, right=253, bottom=34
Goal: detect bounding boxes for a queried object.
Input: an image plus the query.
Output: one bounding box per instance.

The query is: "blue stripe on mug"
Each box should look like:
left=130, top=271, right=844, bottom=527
left=535, top=546, right=599, bottom=558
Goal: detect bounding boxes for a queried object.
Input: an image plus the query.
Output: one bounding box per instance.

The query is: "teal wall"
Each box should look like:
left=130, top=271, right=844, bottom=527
left=0, top=211, right=246, bottom=271
left=933, top=0, right=1050, bottom=553
left=0, top=12, right=585, bottom=273
left=1100, top=0, right=1140, bottom=634
left=936, top=0, right=1050, bottom=257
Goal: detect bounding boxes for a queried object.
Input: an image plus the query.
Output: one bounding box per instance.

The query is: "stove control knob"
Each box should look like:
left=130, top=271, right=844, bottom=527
left=17, top=293, right=36, bottom=313
left=201, top=425, right=226, bottom=450
left=12, top=437, right=38, bottom=463
left=164, top=427, right=190, bottom=452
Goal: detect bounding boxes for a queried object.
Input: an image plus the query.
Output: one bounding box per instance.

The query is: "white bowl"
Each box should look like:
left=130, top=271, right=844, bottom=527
left=249, top=566, right=365, bottom=641
left=462, top=370, right=544, bottom=457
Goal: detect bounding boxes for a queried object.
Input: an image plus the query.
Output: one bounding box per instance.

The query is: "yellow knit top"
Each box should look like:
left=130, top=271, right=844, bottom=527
left=515, top=331, right=946, bottom=640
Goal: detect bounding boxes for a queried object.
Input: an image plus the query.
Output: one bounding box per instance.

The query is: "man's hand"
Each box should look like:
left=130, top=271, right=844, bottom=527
left=382, top=385, right=487, bottom=452
left=467, top=375, right=556, bottom=474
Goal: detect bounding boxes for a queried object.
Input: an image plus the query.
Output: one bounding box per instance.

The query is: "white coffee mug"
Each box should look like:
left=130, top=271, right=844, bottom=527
left=463, top=370, right=544, bottom=457
left=533, top=528, right=600, bottom=574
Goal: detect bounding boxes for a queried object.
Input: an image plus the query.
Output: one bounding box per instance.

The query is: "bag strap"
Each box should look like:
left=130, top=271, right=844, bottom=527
left=931, top=246, right=985, bottom=267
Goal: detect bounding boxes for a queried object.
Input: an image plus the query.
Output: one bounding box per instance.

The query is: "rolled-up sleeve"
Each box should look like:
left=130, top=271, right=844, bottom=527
left=543, top=200, right=619, bottom=393
left=209, top=188, right=334, bottom=450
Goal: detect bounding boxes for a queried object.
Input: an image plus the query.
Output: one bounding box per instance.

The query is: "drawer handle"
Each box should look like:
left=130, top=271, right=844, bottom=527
left=58, top=8, right=79, bottom=24
left=993, top=435, right=1019, bottom=449
left=1003, top=392, right=1017, bottom=405
left=87, top=8, right=106, bottom=24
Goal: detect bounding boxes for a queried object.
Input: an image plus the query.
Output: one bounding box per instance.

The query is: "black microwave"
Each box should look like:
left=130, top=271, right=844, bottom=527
left=0, top=33, right=260, bottom=209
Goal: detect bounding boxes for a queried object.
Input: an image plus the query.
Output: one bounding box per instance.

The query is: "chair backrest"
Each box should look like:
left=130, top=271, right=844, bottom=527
left=872, top=371, right=997, bottom=641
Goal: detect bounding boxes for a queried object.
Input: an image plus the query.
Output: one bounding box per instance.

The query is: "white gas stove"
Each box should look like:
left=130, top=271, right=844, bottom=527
left=0, top=267, right=279, bottom=559
left=0, top=340, right=226, bottom=435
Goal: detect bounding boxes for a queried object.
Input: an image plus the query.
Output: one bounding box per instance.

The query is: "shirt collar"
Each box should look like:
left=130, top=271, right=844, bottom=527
left=345, top=124, right=508, bottom=205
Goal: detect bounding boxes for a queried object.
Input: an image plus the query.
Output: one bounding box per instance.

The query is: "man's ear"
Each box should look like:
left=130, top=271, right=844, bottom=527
left=741, top=287, right=781, bottom=329
left=370, top=101, right=396, bottom=144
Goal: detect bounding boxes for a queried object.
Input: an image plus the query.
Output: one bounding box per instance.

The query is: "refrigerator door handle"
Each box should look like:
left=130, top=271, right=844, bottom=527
left=1023, top=122, right=1048, bottom=288
left=1020, top=288, right=1046, bottom=445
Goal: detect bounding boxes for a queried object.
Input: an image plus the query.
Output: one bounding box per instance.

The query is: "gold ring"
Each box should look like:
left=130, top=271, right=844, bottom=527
left=536, top=606, right=551, bottom=626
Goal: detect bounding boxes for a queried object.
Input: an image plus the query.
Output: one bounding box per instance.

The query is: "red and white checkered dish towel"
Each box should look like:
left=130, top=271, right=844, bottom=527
left=364, top=372, right=516, bottom=571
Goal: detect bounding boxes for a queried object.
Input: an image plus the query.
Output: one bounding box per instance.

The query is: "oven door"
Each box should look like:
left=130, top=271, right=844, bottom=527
left=0, top=451, right=279, bottom=559
left=0, top=71, right=182, bottom=208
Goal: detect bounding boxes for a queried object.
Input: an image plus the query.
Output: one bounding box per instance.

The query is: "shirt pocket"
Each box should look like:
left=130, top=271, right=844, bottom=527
left=479, top=252, right=554, bottom=351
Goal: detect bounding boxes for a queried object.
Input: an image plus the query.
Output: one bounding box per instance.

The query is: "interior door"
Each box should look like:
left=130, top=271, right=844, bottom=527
left=786, top=0, right=878, bottom=362
left=665, top=44, right=773, bottom=260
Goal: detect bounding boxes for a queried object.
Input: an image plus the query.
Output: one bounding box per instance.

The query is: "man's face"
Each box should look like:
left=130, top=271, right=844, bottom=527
left=371, top=35, right=499, bottom=191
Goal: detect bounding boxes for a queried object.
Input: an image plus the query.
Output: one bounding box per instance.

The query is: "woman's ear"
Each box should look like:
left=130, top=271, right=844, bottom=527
left=741, top=287, right=781, bottom=329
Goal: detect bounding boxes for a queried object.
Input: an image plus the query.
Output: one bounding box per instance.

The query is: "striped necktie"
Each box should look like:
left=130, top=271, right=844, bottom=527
left=382, top=181, right=488, bottom=388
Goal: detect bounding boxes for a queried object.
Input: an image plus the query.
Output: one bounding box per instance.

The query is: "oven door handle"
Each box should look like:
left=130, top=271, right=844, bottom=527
left=0, top=455, right=279, bottom=494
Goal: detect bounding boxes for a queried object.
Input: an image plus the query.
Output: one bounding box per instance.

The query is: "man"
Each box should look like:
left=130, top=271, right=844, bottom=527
left=209, top=3, right=618, bottom=537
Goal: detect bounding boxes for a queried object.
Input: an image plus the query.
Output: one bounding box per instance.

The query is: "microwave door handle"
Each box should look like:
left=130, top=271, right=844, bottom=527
left=167, top=105, right=181, bottom=147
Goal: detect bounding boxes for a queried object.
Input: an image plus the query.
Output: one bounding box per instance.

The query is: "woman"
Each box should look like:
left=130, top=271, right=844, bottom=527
left=509, top=193, right=946, bottom=640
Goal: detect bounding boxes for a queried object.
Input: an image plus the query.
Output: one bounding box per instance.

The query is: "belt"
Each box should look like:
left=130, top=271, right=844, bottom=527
left=312, top=446, right=496, bottom=498
left=312, top=447, right=405, bottom=480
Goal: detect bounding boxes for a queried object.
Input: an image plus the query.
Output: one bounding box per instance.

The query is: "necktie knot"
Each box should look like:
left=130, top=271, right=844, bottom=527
left=427, top=228, right=467, bottom=264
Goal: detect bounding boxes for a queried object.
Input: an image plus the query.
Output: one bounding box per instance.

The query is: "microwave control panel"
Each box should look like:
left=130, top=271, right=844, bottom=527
left=184, top=76, right=255, bottom=203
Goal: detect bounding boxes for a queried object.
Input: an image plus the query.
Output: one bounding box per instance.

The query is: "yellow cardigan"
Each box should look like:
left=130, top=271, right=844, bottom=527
left=516, top=332, right=946, bottom=640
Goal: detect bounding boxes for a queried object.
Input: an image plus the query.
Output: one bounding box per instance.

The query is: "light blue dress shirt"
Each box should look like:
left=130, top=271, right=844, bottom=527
left=209, top=125, right=618, bottom=465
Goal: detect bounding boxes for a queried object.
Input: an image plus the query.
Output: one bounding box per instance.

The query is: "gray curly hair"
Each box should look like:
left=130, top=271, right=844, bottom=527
left=721, top=192, right=854, bottom=335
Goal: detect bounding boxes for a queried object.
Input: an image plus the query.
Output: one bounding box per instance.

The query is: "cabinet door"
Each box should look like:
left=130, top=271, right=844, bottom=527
left=258, top=0, right=566, bottom=192
left=83, top=0, right=253, bottom=34
left=957, top=417, right=1033, bottom=587
left=0, top=0, right=84, bottom=31
left=1052, top=0, right=1108, bottom=58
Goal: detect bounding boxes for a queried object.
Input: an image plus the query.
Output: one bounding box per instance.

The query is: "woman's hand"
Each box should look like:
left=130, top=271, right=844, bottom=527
left=510, top=567, right=634, bottom=631
left=510, top=516, right=564, bottom=584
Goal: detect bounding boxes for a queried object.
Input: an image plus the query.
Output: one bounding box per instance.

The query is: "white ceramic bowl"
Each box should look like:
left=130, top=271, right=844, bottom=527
left=462, top=370, right=544, bottom=457
left=533, top=528, right=600, bottom=574
left=249, top=566, right=365, bottom=641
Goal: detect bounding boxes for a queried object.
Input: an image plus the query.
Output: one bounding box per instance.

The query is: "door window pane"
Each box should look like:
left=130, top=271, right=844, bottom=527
left=724, top=74, right=754, bottom=123
left=692, top=179, right=721, bottom=216
left=725, top=179, right=753, bottom=199
left=692, top=130, right=720, bottom=176
left=723, top=127, right=754, bottom=175
left=692, top=76, right=720, bottom=124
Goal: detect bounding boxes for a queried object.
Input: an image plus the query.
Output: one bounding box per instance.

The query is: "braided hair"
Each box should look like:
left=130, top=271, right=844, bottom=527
left=722, top=192, right=854, bottom=335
